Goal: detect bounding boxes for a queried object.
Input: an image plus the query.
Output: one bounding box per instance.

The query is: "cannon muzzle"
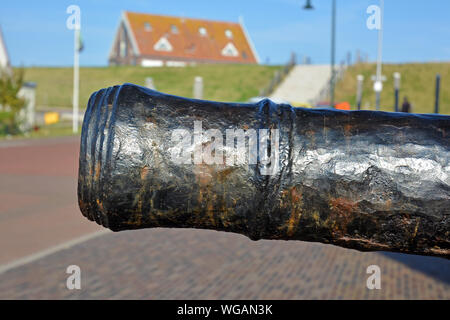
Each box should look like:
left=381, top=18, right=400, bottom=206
left=78, top=84, right=449, bottom=258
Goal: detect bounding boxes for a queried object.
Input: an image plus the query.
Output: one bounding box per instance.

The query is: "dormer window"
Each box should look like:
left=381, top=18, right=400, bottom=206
left=144, top=22, right=152, bottom=31
left=225, top=29, right=233, bottom=39
left=198, top=27, right=207, bottom=36
left=221, top=42, right=239, bottom=57
left=154, top=37, right=173, bottom=52
left=171, top=24, right=179, bottom=34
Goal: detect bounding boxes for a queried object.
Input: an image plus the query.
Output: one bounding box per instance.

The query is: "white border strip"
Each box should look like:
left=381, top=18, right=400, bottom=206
left=122, top=11, right=141, bottom=56
left=108, top=11, right=141, bottom=60
left=0, top=230, right=110, bottom=275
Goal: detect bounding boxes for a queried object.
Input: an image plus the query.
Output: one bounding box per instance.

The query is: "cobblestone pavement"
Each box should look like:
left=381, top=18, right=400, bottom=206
left=0, top=137, right=102, bottom=264
left=1, top=137, right=448, bottom=299
left=0, top=228, right=448, bottom=299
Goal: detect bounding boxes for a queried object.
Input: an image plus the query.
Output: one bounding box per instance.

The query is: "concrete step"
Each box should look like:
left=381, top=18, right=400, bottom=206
left=270, top=65, right=331, bottom=105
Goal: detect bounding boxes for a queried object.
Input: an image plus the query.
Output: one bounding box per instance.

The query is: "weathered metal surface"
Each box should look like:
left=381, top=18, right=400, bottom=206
left=78, top=84, right=450, bottom=258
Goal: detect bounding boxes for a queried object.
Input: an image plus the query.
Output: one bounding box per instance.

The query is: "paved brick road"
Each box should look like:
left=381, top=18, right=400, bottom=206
left=0, top=228, right=448, bottom=299
left=0, top=137, right=102, bottom=264
left=0, top=137, right=448, bottom=299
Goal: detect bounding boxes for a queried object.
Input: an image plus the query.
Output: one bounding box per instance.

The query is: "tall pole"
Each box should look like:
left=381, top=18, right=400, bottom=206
left=356, top=75, right=364, bottom=110
left=375, top=0, right=384, bottom=111
left=73, top=28, right=80, bottom=133
left=302, top=0, right=336, bottom=108
left=330, top=0, right=336, bottom=108
left=394, top=72, right=401, bottom=112
left=435, top=74, right=441, bottom=114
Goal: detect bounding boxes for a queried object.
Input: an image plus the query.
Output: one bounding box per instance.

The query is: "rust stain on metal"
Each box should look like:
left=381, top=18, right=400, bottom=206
left=77, top=84, right=450, bottom=258
left=385, top=199, right=392, bottom=211
left=78, top=199, right=88, bottom=213
left=430, top=247, right=450, bottom=256
left=338, top=236, right=390, bottom=249
left=95, top=163, right=101, bottom=180
left=328, top=197, right=358, bottom=236
left=344, top=124, right=352, bottom=136
left=329, top=198, right=357, bottom=218
left=217, top=167, right=236, bottom=183
left=96, top=199, right=104, bottom=211
left=306, top=130, right=316, bottom=147
left=146, top=116, right=156, bottom=123
left=412, top=218, right=420, bottom=239
left=282, top=187, right=303, bottom=237
left=195, top=166, right=214, bottom=187
left=141, top=166, right=150, bottom=180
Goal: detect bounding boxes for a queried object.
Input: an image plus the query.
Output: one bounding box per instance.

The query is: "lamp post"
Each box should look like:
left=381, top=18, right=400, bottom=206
left=356, top=75, right=364, bottom=110
left=66, top=5, right=81, bottom=134
left=303, top=0, right=336, bottom=108
left=435, top=74, right=441, bottom=114
left=393, top=72, right=401, bottom=112
left=374, top=0, right=384, bottom=111
left=303, top=0, right=314, bottom=10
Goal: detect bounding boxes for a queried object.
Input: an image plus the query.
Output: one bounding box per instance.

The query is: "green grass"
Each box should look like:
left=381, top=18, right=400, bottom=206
left=28, top=123, right=81, bottom=139
left=0, top=122, right=81, bottom=140
left=21, top=64, right=280, bottom=110
left=335, top=62, right=450, bottom=115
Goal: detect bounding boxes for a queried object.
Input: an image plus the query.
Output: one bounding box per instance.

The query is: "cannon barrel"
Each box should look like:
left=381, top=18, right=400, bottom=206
left=78, top=84, right=450, bottom=258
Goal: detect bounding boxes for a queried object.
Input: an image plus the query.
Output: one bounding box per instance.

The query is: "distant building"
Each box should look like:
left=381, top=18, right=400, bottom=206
left=0, top=26, right=11, bottom=71
left=109, top=11, right=259, bottom=67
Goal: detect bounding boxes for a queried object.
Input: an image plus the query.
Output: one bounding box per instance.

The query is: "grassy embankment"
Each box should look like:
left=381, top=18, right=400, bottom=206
left=22, top=64, right=280, bottom=110
left=6, top=62, right=449, bottom=139
left=0, top=64, right=278, bottom=139
left=335, top=62, right=450, bottom=115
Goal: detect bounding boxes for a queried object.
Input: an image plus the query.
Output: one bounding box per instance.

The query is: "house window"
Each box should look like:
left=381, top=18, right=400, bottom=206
left=120, top=40, right=127, bottom=57
left=225, top=29, right=233, bottom=39
left=119, top=25, right=127, bottom=57
left=154, top=37, right=173, bottom=52
left=198, top=27, right=207, bottom=36
left=221, top=42, right=239, bottom=57
left=144, top=22, right=152, bottom=31
left=171, top=24, right=179, bottom=34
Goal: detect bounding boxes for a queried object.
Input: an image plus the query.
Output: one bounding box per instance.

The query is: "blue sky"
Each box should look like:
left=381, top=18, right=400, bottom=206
left=1, top=0, right=449, bottom=66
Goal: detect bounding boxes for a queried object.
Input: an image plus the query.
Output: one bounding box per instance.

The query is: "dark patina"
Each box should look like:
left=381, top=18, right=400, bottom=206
left=78, top=84, right=450, bottom=258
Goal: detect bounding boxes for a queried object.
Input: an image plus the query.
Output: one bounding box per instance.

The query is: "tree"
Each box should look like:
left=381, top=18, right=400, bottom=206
left=0, top=68, right=25, bottom=135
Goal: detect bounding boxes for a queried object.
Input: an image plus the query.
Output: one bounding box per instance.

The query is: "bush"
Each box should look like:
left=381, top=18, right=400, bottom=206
left=0, top=68, right=25, bottom=135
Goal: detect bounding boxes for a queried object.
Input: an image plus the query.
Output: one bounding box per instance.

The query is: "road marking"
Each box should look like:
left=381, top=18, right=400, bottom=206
left=0, top=136, right=80, bottom=148
left=0, top=229, right=110, bottom=275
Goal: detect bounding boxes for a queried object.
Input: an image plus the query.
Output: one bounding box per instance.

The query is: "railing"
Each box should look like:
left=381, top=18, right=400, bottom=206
left=259, top=53, right=296, bottom=97
left=313, top=63, right=347, bottom=106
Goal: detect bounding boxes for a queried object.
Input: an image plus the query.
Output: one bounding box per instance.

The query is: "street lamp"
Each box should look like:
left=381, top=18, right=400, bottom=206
left=303, top=0, right=314, bottom=10
left=303, top=0, right=336, bottom=108
left=393, top=72, right=401, bottom=112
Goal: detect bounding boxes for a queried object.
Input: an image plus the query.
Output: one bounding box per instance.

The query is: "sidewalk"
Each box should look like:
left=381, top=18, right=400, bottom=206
left=0, top=137, right=103, bottom=265
left=0, top=228, right=448, bottom=299
left=0, top=137, right=448, bottom=300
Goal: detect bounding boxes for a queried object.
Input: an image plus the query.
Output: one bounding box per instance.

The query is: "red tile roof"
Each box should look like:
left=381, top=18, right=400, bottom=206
left=123, top=11, right=259, bottom=64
